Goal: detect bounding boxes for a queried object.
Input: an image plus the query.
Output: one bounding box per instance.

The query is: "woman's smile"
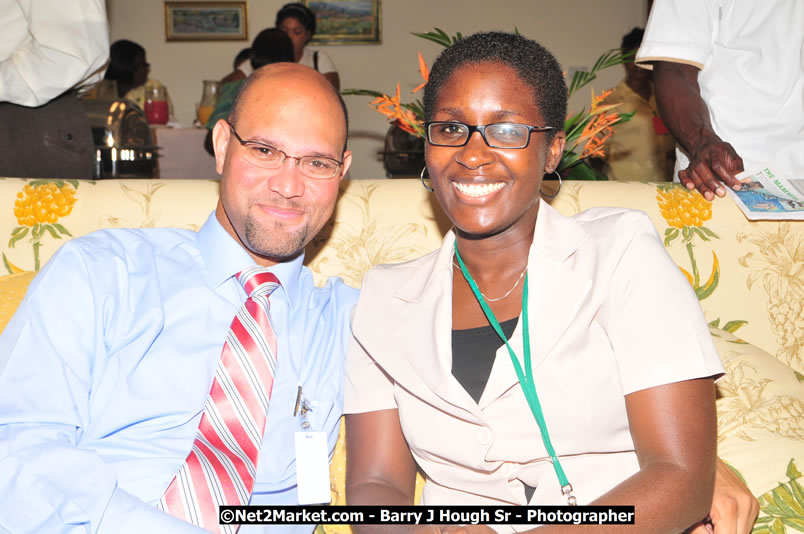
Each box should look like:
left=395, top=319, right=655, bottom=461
left=451, top=180, right=506, bottom=199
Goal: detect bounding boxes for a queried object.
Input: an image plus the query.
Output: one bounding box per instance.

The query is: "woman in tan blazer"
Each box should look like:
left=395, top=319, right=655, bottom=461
left=344, top=32, right=756, bottom=534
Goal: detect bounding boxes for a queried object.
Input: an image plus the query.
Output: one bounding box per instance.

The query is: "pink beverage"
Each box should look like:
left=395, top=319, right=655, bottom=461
left=144, top=100, right=169, bottom=124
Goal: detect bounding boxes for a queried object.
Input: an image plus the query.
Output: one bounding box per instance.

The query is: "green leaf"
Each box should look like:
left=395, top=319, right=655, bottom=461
left=769, top=518, right=785, bottom=534
left=664, top=228, right=680, bottom=247
left=790, top=478, right=804, bottom=512
left=563, top=112, right=587, bottom=134
left=701, top=226, right=720, bottom=239
left=682, top=226, right=691, bottom=242
left=2, top=253, right=15, bottom=274
left=769, top=487, right=797, bottom=518
left=708, top=318, right=721, bottom=328
left=787, top=459, right=802, bottom=480
left=66, top=179, right=80, bottom=189
left=31, top=223, right=44, bottom=240
left=695, top=267, right=719, bottom=300
left=411, top=28, right=455, bottom=48
left=28, top=179, right=63, bottom=187
left=723, top=320, right=748, bottom=333
left=774, top=483, right=804, bottom=516
left=567, top=48, right=635, bottom=98
left=693, top=227, right=711, bottom=241
left=43, top=225, right=61, bottom=240
left=10, top=226, right=27, bottom=238
left=341, top=88, right=386, bottom=98
left=52, top=223, right=72, bottom=237
left=781, top=517, right=804, bottom=530
left=557, top=150, right=581, bottom=172
left=565, top=162, right=606, bottom=181
left=9, top=226, right=29, bottom=247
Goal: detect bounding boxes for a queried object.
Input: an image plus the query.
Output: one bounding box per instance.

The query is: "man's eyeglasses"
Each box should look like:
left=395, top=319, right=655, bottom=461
left=425, top=122, right=556, bottom=149
left=227, top=122, right=343, bottom=179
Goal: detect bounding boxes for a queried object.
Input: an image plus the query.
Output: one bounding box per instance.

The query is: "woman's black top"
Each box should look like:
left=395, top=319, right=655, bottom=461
left=451, top=316, right=519, bottom=403
left=452, top=316, right=536, bottom=501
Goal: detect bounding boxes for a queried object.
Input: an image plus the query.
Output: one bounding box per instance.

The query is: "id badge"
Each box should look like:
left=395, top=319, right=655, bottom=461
left=294, top=431, right=331, bottom=504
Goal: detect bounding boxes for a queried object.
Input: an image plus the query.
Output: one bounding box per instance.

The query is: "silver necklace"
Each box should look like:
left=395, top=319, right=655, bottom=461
left=452, top=260, right=528, bottom=302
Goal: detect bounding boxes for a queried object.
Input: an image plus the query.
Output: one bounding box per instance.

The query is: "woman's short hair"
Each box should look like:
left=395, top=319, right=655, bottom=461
left=275, top=3, right=317, bottom=35
left=105, top=39, right=146, bottom=85
left=423, top=31, right=567, bottom=137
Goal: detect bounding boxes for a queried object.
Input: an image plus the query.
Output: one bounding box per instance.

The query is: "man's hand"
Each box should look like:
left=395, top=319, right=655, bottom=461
left=687, top=458, right=759, bottom=533
left=679, top=139, right=745, bottom=201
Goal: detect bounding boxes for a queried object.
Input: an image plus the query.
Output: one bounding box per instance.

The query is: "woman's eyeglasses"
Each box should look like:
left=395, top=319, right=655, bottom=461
left=425, top=121, right=555, bottom=149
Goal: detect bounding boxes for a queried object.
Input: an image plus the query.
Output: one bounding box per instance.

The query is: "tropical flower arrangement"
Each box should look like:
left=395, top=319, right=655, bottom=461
left=343, top=29, right=634, bottom=180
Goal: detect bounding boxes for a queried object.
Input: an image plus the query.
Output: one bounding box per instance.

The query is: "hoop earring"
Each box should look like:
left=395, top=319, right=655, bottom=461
left=539, top=170, right=562, bottom=199
left=420, top=166, right=434, bottom=193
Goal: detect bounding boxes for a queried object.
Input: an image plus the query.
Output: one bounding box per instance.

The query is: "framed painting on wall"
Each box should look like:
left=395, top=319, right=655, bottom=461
left=164, top=2, right=248, bottom=41
left=304, top=0, right=381, bottom=44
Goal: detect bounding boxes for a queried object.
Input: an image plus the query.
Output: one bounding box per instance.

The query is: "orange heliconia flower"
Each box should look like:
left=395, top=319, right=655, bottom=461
left=369, top=83, right=423, bottom=136
left=576, top=88, right=622, bottom=158
left=412, top=52, right=430, bottom=93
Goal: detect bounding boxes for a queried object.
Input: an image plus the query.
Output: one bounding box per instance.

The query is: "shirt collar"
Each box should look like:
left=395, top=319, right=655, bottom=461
left=196, top=211, right=303, bottom=312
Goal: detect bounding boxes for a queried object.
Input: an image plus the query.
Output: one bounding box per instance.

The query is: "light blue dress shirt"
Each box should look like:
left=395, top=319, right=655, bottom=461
left=0, top=212, right=358, bottom=533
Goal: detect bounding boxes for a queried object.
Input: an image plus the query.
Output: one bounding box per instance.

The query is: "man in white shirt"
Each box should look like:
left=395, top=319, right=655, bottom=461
left=636, top=0, right=804, bottom=200
left=0, top=0, right=109, bottom=178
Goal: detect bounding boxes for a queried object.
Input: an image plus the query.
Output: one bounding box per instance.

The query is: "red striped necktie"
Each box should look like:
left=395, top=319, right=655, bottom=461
left=158, top=267, right=281, bottom=533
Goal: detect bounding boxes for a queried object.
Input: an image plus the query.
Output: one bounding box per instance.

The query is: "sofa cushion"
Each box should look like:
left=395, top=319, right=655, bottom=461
left=710, top=327, right=804, bottom=531
left=0, top=271, right=35, bottom=333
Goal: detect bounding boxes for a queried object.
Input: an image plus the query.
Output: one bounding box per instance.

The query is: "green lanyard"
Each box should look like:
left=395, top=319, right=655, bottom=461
left=454, top=242, right=577, bottom=506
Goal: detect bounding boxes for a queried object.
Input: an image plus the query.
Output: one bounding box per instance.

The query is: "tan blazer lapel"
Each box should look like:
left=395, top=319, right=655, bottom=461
left=480, top=201, right=592, bottom=408
left=391, top=231, right=484, bottom=418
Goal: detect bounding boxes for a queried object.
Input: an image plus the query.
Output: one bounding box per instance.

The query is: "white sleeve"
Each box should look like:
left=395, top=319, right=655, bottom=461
left=0, top=0, right=110, bottom=106
left=635, top=0, right=719, bottom=70
left=343, top=333, right=398, bottom=414
left=604, top=212, right=724, bottom=394
left=313, top=49, right=337, bottom=75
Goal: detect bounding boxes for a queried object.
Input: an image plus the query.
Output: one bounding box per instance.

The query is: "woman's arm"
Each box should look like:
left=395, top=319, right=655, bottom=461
left=447, top=378, right=717, bottom=534
left=346, top=409, right=439, bottom=534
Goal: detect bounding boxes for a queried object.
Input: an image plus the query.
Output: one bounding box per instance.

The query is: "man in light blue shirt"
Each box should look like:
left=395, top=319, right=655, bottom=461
left=0, top=63, right=356, bottom=533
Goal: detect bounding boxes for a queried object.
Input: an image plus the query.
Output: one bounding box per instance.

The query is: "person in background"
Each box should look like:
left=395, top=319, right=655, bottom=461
left=105, top=39, right=173, bottom=118
left=204, top=28, right=295, bottom=156
left=221, top=47, right=252, bottom=85
left=0, top=63, right=355, bottom=533
left=0, top=0, right=109, bottom=179
left=104, top=40, right=148, bottom=99
left=636, top=0, right=804, bottom=200
left=276, top=2, right=340, bottom=90
left=599, top=28, right=674, bottom=182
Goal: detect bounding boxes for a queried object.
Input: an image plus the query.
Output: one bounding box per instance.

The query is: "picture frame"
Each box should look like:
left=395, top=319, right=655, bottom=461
left=164, top=2, right=248, bottom=42
left=304, top=0, right=381, bottom=45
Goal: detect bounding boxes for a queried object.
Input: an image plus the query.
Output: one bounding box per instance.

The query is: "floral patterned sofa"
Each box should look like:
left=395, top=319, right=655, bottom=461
left=0, top=177, right=802, bottom=533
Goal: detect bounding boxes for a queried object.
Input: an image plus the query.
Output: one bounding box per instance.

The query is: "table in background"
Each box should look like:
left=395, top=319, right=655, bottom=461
left=151, top=126, right=219, bottom=180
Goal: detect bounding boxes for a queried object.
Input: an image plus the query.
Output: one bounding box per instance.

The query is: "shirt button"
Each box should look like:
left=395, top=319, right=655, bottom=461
left=501, top=463, right=514, bottom=477
left=477, top=427, right=492, bottom=445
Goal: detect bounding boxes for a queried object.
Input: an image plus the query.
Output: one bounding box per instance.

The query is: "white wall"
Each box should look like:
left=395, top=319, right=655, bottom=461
left=108, top=0, right=647, bottom=179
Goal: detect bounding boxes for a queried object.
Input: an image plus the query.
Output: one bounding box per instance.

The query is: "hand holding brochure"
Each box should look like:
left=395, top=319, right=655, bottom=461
left=726, top=167, right=804, bottom=220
